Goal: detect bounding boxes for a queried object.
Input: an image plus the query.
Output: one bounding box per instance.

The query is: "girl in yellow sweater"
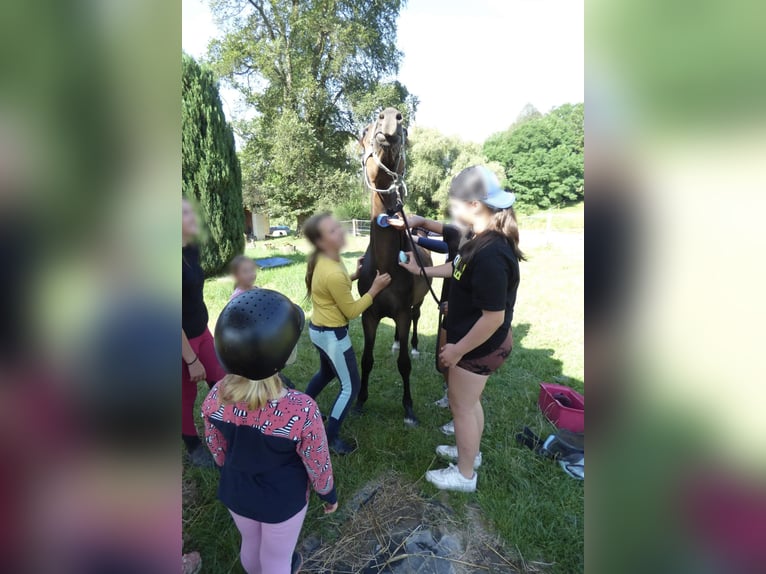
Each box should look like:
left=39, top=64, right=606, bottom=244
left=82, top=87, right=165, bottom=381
left=303, top=213, right=391, bottom=454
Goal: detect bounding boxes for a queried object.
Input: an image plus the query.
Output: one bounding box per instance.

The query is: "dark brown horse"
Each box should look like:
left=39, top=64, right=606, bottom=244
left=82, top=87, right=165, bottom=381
left=356, top=107, right=432, bottom=426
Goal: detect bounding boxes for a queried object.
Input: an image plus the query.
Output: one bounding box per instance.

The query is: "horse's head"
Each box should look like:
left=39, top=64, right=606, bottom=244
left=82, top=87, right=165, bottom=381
left=360, top=107, right=408, bottom=213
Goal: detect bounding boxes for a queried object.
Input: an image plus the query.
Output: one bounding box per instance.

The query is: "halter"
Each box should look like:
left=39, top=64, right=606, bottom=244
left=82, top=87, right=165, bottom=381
left=361, top=120, right=407, bottom=200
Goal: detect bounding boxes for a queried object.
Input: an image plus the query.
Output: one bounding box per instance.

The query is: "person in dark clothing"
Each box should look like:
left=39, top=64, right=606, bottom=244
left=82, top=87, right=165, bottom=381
left=388, top=214, right=466, bottom=411
left=399, top=166, right=524, bottom=492
left=387, top=215, right=463, bottom=301
left=182, top=198, right=226, bottom=467
left=203, top=288, right=337, bottom=574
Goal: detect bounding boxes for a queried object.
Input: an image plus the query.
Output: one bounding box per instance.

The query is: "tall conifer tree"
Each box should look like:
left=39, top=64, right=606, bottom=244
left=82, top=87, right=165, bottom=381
left=182, top=53, right=244, bottom=274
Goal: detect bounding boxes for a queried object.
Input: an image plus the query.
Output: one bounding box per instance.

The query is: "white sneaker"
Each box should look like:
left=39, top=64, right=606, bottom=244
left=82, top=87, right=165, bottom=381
left=434, top=394, right=450, bottom=408
left=440, top=420, right=455, bottom=436
left=425, top=463, right=477, bottom=492
left=435, top=445, right=482, bottom=469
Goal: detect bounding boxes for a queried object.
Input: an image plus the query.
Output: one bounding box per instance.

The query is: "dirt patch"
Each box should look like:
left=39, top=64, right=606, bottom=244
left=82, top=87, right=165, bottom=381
left=299, top=473, right=526, bottom=573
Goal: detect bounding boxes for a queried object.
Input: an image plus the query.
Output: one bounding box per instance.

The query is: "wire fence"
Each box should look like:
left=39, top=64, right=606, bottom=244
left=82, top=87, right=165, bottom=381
left=339, top=208, right=582, bottom=239
left=338, top=219, right=371, bottom=236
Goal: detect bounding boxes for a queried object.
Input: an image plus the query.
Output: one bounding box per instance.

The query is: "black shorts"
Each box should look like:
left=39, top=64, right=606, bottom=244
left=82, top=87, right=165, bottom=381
left=456, top=329, right=513, bottom=376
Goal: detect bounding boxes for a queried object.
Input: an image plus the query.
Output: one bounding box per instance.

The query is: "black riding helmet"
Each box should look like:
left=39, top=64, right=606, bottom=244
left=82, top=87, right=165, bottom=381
left=214, top=289, right=305, bottom=380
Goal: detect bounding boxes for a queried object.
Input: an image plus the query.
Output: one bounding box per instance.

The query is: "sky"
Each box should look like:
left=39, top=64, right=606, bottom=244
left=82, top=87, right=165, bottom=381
left=182, top=0, right=583, bottom=143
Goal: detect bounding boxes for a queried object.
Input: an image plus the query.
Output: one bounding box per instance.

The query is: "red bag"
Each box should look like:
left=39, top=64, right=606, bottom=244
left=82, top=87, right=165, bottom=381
left=538, top=383, right=584, bottom=433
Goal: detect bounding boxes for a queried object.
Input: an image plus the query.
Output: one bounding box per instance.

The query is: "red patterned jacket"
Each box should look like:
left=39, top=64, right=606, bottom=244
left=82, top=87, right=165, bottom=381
left=202, top=385, right=336, bottom=523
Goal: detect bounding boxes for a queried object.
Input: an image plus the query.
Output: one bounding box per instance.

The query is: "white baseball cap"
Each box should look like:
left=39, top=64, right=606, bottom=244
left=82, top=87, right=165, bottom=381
left=449, top=165, right=516, bottom=210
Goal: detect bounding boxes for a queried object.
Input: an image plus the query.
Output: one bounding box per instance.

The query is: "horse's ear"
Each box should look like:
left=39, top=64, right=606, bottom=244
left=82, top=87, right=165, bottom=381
left=358, top=126, right=368, bottom=146
left=403, top=127, right=409, bottom=145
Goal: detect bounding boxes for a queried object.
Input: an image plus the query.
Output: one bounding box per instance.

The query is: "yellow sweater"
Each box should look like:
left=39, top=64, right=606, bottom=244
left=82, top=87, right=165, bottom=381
left=310, top=254, right=373, bottom=327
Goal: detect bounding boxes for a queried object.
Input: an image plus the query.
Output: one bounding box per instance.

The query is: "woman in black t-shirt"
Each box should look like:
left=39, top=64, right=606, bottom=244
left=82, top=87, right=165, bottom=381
left=182, top=197, right=227, bottom=467
left=399, top=166, right=524, bottom=493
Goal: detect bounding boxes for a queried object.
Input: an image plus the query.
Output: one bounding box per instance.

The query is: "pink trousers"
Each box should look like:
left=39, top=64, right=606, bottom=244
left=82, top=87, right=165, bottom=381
left=182, top=328, right=226, bottom=436
left=229, top=504, right=308, bottom=574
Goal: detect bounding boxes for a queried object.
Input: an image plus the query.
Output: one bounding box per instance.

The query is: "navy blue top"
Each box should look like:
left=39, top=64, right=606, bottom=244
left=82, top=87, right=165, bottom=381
left=202, top=387, right=337, bottom=523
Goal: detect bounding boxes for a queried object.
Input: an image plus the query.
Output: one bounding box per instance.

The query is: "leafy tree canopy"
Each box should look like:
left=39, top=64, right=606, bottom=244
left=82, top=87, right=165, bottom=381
left=208, top=0, right=413, bottom=224
left=484, top=103, right=583, bottom=209
left=405, top=127, right=503, bottom=218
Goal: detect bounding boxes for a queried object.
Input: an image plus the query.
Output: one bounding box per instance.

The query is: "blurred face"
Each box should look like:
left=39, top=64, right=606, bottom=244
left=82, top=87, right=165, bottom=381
left=235, top=259, right=257, bottom=288
left=182, top=199, right=199, bottom=240
left=316, top=216, right=346, bottom=252
left=448, top=198, right=483, bottom=227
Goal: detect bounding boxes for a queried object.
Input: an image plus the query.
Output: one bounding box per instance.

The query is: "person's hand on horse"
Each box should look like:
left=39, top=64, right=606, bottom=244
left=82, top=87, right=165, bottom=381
left=351, top=256, right=364, bottom=281
left=369, top=270, right=392, bottom=297
left=187, top=358, right=207, bottom=383
left=439, top=343, right=463, bottom=368
left=387, top=213, right=424, bottom=230
left=397, top=251, right=419, bottom=275
left=386, top=216, right=404, bottom=229
left=323, top=501, right=339, bottom=514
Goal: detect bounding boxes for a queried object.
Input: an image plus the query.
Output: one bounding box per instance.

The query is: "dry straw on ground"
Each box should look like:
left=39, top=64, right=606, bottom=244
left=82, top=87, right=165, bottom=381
left=300, top=472, right=532, bottom=574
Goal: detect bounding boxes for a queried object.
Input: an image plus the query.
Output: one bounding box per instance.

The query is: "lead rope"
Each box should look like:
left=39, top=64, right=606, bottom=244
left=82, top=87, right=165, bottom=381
left=399, top=205, right=443, bottom=307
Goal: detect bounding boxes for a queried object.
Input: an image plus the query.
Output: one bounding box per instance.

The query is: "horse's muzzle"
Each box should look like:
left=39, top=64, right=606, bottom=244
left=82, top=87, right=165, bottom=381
left=375, top=132, right=400, bottom=147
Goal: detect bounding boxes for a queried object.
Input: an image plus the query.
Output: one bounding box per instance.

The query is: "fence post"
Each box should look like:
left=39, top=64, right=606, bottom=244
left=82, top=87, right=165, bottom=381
left=352, top=219, right=357, bottom=236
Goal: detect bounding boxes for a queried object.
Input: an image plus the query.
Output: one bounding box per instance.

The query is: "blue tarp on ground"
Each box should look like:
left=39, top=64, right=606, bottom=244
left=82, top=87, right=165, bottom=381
left=254, top=257, right=294, bottom=269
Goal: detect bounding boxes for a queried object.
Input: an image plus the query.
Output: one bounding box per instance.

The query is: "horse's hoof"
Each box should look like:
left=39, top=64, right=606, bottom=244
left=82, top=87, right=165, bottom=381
left=411, top=348, right=420, bottom=358
left=391, top=341, right=400, bottom=352
left=352, top=404, right=364, bottom=417
left=404, top=417, right=419, bottom=428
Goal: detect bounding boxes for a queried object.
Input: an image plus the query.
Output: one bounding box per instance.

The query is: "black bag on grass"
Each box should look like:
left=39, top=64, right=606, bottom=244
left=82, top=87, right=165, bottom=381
left=515, top=426, right=584, bottom=480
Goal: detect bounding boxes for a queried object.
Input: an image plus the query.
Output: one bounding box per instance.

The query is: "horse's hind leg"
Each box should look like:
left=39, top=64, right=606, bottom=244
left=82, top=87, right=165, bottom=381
left=410, top=303, right=421, bottom=358
left=356, top=310, right=379, bottom=414
left=396, top=311, right=418, bottom=427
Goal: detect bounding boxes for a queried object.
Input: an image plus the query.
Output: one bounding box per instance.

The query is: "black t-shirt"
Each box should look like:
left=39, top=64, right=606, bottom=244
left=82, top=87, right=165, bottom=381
left=182, top=245, right=209, bottom=338
left=439, top=224, right=464, bottom=303
left=445, top=234, right=520, bottom=360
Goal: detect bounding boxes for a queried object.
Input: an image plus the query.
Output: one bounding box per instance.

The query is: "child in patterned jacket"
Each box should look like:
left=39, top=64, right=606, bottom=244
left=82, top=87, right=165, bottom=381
left=201, top=289, right=336, bottom=574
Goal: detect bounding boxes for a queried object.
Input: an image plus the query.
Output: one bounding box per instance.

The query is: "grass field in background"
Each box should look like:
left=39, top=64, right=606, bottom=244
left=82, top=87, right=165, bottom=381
left=517, top=203, right=585, bottom=232
left=183, top=203, right=584, bottom=573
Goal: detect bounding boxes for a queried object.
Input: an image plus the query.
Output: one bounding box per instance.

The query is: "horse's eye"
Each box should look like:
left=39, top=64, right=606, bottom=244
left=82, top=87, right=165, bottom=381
left=396, top=113, right=402, bottom=121
left=379, top=113, right=385, bottom=120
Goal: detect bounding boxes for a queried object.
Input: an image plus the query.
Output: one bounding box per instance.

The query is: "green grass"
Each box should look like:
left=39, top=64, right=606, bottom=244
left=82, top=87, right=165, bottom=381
left=183, top=210, right=584, bottom=573
left=518, top=202, right=584, bottom=232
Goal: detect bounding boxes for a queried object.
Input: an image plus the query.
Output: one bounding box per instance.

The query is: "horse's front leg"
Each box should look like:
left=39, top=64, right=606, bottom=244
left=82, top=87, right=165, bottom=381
left=395, top=311, right=418, bottom=427
left=356, top=310, right=379, bottom=414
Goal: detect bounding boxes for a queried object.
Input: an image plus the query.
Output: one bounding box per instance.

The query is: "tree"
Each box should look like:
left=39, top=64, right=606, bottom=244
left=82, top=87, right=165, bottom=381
left=484, top=103, right=584, bottom=209
left=405, top=128, right=504, bottom=218
left=405, top=128, right=460, bottom=217
left=208, top=0, right=412, bottom=225
left=353, top=80, right=419, bottom=128
left=182, top=53, right=245, bottom=274
left=515, top=103, right=542, bottom=125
